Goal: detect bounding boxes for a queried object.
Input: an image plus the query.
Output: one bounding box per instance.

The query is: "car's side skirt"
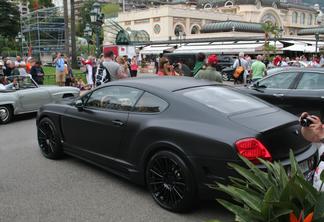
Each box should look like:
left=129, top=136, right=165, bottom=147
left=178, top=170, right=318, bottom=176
left=63, top=145, right=142, bottom=184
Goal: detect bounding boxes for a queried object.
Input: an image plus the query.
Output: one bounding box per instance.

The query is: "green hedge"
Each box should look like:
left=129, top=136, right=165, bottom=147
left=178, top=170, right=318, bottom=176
left=42, top=66, right=87, bottom=85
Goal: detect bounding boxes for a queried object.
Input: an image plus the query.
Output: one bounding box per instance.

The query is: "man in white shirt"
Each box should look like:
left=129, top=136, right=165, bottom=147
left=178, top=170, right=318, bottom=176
left=232, top=52, right=249, bottom=84
left=15, top=56, right=27, bottom=76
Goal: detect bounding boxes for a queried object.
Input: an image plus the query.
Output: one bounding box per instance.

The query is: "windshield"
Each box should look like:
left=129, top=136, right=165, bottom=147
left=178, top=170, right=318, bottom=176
left=7, top=75, right=37, bottom=89
left=177, top=86, right=269, bottom=114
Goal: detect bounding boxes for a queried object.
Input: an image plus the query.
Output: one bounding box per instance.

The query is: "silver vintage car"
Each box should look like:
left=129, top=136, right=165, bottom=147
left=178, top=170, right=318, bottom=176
left=0, top=75, right=80, bottom=124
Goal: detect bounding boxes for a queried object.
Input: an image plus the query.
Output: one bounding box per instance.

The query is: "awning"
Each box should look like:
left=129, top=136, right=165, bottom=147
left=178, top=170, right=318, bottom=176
left=172, top=41, right=282, bottom=54
left=282, top=45, right=306, bottom=52
left=282, top=40, right=323, bottom=52
left=139, top=45, right=176, bottom=55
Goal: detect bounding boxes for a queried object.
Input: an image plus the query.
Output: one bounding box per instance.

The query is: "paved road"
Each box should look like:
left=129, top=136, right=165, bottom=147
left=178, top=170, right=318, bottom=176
left=0, top=115, right=233, bottom=222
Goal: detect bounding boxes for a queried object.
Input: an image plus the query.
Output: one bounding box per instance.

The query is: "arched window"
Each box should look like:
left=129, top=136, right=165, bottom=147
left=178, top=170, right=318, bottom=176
left=292, top=12, right=298, bottom=24
left=204, top=3, right=212, bottom=9
left=225, top=1, right=233, bottom=7
left=191, top=25, right=200, bottom=34
left=300, top=13, right=305, bottom=25
left=174, top=24, right=184, bottom=36
left=308, top=14, right=313, bottom=25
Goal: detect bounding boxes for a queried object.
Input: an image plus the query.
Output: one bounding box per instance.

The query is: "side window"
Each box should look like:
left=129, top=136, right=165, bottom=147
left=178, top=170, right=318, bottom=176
left=133, top=92, right=168, bottom=113
left=85, top=86, right=142, bottom=111
left=258, top=72, right=297, bottom=89
left=297, top=72, right=324, bottom=90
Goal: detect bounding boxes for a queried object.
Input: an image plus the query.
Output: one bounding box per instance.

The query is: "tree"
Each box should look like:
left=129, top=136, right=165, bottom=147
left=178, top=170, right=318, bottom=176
left=28, top=0, right=54, bottom=11
left=0, top=0, right=20, bottom=38
left=77, top=0, right=96, bottom=36
left=262, top=22, right=280, bottom=57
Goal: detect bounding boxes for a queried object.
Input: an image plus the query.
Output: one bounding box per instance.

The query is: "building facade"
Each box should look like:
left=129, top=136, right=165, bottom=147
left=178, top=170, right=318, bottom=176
left=111, top=0, right=322, bottom=42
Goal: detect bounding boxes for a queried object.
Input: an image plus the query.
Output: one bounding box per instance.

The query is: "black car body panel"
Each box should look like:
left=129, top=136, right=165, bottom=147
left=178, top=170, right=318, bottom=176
left=36, top=77, right=318, bottom=200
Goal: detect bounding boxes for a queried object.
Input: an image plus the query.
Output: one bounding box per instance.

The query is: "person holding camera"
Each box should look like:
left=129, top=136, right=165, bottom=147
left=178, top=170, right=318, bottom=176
left=300, top=112, right=324, bottom=191
left=54, top=52, right=65, bottom=86
left=300, top=113, right=324, bottom=143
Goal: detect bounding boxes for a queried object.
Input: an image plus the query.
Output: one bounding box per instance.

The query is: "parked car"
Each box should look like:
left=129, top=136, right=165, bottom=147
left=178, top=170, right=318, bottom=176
left=238, top=67, right=324, bottom=118
left=287, top=60, right=309, bottom=68
left=0, top=75, right=79, bottom=124
left=165, top=53, right=236, bottom=73
left=36, top=77, right=317, bottom=212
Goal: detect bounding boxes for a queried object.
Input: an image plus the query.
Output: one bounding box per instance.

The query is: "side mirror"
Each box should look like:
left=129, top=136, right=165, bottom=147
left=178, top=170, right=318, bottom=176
left=75, top=99, right=84, bottom=111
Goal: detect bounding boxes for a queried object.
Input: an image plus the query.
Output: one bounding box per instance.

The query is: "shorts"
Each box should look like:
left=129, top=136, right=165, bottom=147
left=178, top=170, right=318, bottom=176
left=56, top=71, right=66, bottom=83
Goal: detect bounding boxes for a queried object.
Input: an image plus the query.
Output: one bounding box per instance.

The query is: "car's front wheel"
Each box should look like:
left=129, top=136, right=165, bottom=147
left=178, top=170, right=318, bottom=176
left=146, top=150, right=196, bottom=212
left=37, top=117, right=63, bottom=159
left=0, top=105, right=13, bottom=124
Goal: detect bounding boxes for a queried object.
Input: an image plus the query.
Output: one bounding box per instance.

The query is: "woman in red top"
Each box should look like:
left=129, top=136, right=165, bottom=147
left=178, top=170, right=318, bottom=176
left=157, top=57, right=175, bottom=76
left=130, top=56, right=138, bottom=77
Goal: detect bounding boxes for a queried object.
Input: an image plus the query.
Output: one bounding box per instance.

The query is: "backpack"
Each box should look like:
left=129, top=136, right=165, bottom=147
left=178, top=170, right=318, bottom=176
left=233, top=59, right=244, bottom=79
left=95, top=62, right=111, bottom=87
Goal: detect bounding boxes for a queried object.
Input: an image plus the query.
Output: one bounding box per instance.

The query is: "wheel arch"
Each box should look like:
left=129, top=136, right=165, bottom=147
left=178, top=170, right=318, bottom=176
left=0, top=102, right=15, bottom=111
left=140, top=141, right=196, bottom=185
left=37, top=113, right=64, bottom=142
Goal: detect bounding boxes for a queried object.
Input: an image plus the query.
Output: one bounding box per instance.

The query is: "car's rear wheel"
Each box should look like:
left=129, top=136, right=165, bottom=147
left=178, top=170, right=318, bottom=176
left=0, top=105, right=13, bottom=124
left=37, top=117, right=63, bottom=159
left=146, top=151, right=196, bottom=212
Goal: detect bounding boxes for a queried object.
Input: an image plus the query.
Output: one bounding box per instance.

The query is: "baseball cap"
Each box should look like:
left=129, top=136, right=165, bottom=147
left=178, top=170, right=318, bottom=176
left=208, top=54, right=218, bottom=65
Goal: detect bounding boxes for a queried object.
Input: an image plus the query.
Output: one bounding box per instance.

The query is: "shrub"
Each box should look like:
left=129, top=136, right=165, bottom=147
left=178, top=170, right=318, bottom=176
left=216, top=150, right=324, bottom=222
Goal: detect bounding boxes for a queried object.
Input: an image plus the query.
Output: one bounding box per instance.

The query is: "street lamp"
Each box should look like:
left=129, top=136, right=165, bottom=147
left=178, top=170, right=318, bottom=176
left=90, top=2, right=104, bottom=57
left=15, top=32, right=25, bottom=56
left=315, top=31, right=320, bottom=55
left=83, top=23, right=92, bottom=55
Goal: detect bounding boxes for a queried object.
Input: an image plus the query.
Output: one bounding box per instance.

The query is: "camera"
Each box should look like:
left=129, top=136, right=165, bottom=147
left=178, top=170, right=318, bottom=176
left=300, top=116, right=313, bottom=127
left=172, top=63, right=179, bottom=69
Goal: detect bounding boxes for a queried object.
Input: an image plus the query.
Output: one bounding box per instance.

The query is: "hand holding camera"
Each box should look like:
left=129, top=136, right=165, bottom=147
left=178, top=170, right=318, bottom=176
left=300, top=115, right=314, bottom=127
left=300, top=112, right=324, bottom=143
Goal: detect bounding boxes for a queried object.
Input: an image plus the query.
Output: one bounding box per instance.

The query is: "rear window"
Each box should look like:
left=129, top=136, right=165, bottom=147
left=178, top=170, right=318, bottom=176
left=177, top=86, right=269, bottom=114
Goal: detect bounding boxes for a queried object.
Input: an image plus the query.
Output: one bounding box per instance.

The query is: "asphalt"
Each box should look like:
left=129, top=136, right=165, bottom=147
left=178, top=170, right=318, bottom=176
left=0, top=114, right=233, bottom=222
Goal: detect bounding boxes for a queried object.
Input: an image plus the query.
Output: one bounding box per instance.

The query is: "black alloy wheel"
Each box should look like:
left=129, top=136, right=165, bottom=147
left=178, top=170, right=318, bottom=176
left=146, top=151, right=196, bottom=212
left=37, top=118, right=63, bottom=159
left=0, top=105, right=13, bottom=124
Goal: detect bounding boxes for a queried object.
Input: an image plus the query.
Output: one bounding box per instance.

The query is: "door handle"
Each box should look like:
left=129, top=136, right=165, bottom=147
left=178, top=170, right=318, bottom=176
left=112, top=120, right=124, bottom=127
left=273, top=93, right=284, bottom=97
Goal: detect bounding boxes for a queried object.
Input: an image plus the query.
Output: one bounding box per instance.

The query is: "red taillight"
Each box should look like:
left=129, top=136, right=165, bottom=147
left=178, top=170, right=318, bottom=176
left=235, top=138, right=272, bottom=164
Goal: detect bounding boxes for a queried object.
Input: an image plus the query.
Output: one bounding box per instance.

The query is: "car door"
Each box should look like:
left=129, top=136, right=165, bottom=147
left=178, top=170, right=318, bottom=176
left=285, top=71, right=324, bottom=117
left=62, top=86, right=143, bottom=166
left=249, top=71, right=299, bottom=110
left=16, top=76, right=51, bottom=111
left=119, top=92, right=169, bottom=160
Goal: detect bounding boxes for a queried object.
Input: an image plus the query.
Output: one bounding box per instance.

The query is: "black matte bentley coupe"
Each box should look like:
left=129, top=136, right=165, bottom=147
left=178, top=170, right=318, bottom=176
left=36, top=77, right=317, bottom=212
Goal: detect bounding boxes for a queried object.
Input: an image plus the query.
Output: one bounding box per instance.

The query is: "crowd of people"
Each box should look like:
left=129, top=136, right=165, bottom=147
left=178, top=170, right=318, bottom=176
left=71, top=51, right=139, bottom=90
left=1, top=50, right=324, bottom=91
left=0, top=56, right=45, bottom=85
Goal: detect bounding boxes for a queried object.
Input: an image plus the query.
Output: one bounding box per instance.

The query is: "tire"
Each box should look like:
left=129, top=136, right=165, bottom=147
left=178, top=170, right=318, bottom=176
left=146, top=150, right=196, bottom=212
left=37, top=117, right=63, bottom=159
left=0, top=105, right=13, bottom=124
